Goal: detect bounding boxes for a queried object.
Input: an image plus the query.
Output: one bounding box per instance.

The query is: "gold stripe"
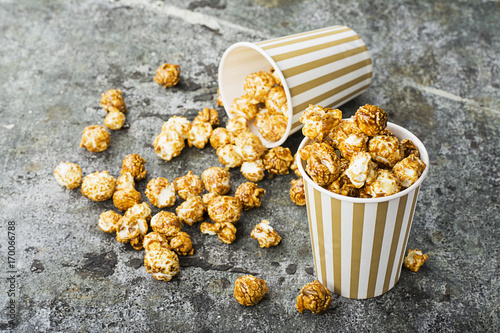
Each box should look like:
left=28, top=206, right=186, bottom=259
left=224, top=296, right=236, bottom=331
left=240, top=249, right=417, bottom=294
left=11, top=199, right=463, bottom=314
left=331, top=196, right=342, bottom=295
left=303, top=181, right=318, bottom=277
left=349, top=203, right=365, bottom=299
left=256, top=26, right=343, bottom=46
left=394, top=187, right=420, bottom=285
left=271, top=35, right=361, bottom=62
left=289, top=58, right=372, bottom=97
left=260, top=27, right=351, bottom=50
left=282, top=45, right=368, bottom=78
left=291, top=121, right=303, bottom=132
left=366, top=201, right=388, bottom=298
left=382, top=195, right=408, bottom=294
left=314, top=189, right=327, bottom=286
left=292, top=73, right=372, bottom=115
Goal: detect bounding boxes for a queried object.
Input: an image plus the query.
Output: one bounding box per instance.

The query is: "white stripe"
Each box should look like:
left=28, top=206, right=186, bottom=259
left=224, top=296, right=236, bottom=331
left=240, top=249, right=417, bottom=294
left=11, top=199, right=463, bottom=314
left=257, top=25, right=346, bottom=48
left=321, top=193, right=335, bottom=293
left=357, top=203, right=378, bottom=299
left=340, top=201, right=353, bottom=297
left=306, top=185, right=323, bottom=284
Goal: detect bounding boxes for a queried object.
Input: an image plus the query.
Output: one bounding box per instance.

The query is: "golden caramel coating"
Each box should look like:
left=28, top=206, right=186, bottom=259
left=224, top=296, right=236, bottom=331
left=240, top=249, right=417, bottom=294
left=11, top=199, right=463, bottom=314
left=201, top=167, right=231, bottom=195
left=326, top=174, right=360, bottom=197
left=150, top=211, right=182, bottom=237
left=217, top=222, right=237, bottom=244
left=193, top=107, right=219, bottom=128
left=251, top=220, right=281, bottom=248
left=121, top=154, right=147, bottom=181
left=54, top=162, right=82, bottom=190
left=143, top=231, right=170, bottom=252
left=240, top=159, right=266, bottom=183
left=259, top=113, right=288, bottom=142
left=115, top=172, right=135, bottom=190
left=235, top=131, right=267, bottom=162
left=289, top=154, right=301, bottom=177
left=207, top=196, right=242, bottom=224
left=81, top=171, right=115, bottom=201
left=216, top=144, right=243, bottom=168
left=153, top=130, right=185, bottom=161
left=265, top=86, right=288, bottom=116
left=176, top=196, right=206, bottom=226
left=234, top=275, right=269, bottom=306
left=364, top=169, right=401, bottom=197
left=299, top=105, right=342, bottom=142
left=210, top=127, right=234, bottom=149
left=304, top=144, right=342, bottom=187
left=154, top=63, right=181, bottom=88
left=161, top=116, right=191, bottom=141
left=355, top=104, right=388, bottom=136
left=244, top=71, right=275, bottom=103
left=229, top=95, right=259, bottom=120
left=104, top=110, right=126, bottom=130
left=338, top=132, right=369, bottom=161
left=401, top=139, right=420, bottom=158
left=345, top=152, right=378, bottom=188
left=202, top=192, right=220, bottom=206
left=80, top=125, right=111, bottom=153
left=216, top=88, right=224, bottom=107
left=270, top=67, right=282, bottom=87
left=168, top=231, right=194, bottom=256
left=235, top=182, right=266, bottom=210
left=403, top=248, right=429, bottom=272
left=188, top=122, right=213, bottom=149
left=144, top=247, right=180, bottom=281
left=339, top=158, right=350, bottom=174
left=368, top=135, right=403, bottom=168
left=254, top=108, right=273, bottom=129
left=296, top=280, right=332, bottom=314
left=101, top=89, right=127, bottom=113
left=393, top=154, right=426, bottom=188
left=130, top=234, right=146, bottom=251
left=113, top=187, right=141, bottom=211
left=226, top=116, right=249, bottom=137
left=200, top=221, right=222, bottom=235
left=145, top=177, right=176, bottom=208
left=263, top=146, right=294, bottom=176
left=174, top=171, right=204, bottom=200
left=98, top=210, right=122, bottom=233
left=116, top=215, right=148, bottom=244
left=124, top=202, right=152, bottom=221
left=290, top=178, right=306, bottom=206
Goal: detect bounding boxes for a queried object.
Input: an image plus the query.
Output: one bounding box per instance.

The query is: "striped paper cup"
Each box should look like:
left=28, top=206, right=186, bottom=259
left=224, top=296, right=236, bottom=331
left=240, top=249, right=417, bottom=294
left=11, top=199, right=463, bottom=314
left=297, top=122, right=429, bottom=299
left=218, top=25, right=372, bottom=148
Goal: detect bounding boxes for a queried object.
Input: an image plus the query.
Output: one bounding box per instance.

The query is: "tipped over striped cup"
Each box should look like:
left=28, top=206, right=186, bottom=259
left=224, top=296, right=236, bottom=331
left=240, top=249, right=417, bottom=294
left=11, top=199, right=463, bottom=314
left=218, top=25, right=372, bottom=148
left=297, top=123, right=430, bottom=299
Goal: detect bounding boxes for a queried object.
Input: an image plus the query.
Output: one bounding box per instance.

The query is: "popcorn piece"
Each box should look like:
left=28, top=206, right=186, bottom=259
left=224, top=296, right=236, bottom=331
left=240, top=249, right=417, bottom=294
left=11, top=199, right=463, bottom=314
left=368, top=134, right=403, bottom=167
left=54, top=162, right=82, bottom=190
left=176, top=196, right=206, bottom=226
left=234, top=275, right=268, bottom=306
left=174, top=171, right=204, bottom=200
left=200, top=222, right=237, bottom=244
left=200, top=221, right=222, bottom=235
left=101, top=89, right=127, bottom=113
left=145, top=177, right=176, bottom=208
left=121, top=154, right=147, bottom=181
left=305, top=144, right=342, bottom=187
left=296, top=280, right=332, bottom=314
left=339, top=158, right=350, bottom=174
left=81, top=171, right=115, bottom=201
left=193, top=107, right=219, bottom=128
left=401, top=139, right=420, bottom=158
left=216, top=88, right=224, bottom=107
left=143, top=232, right=170, bottom=252
left=290, top=178, right=306, bottom=206
left=226, top=116, right=249, bottom=137
left=168, top=231, right=194, bottom=256
left=251, top=220, right=281, bottom=248
left=299, top=105, right=342, bottom=142
left=345, top=152, right=377, bottom=188
left=113, top=187, right=141, bottom=211
left=240, top=159, right=266, bottom=183
left=244, top=71, right=275, bottom=103
left=144, top=247, right=180, bottom=281
left=259, top=113, right=288, bottom=142
left=265, top=86, right=288, bottom=116
left=338, top=132, right=369, bottom=161
left=154, top=63, right=181, bottom=88
left=355, top=104, right=388, bottom=136
left=202, top=192, right=220, bottom=206
left=207, top=196, right=242, bottom=224
left=364, top=169, right=401, bottom=197
left=298, top=141, right=335, bottom=161
left=210, top=127, right=234, bottom=149
left=254, top=108, right=272, bottom=129
left=153, top=130, right=185, bottom=161
left=115, top=172, right=135, bottom=190
left=326, top=174, right=360, bottom=197
left=188, top=122, right=212, bottom=149
left=161, top=116, right=191, bottom=141
left=235, top=182, right=266, bottom=210
left=393, top=154, right=426, bottom=188
left=104, top=110, right=126, bottom=130
left=124, top=202, right=152, bottom=221
left=235, top=131, right=267, bottom=162
left=150, top=211, right=182, bottom=237
left=229, top=95, right=259, bottom=120
left=263, top=146, right=294, bottom=176
left=80, top=125, right=111, bottom=153
left=403, top=248, right=429, bottom=272
left=116, top=215, right=148, bottom=244
left=201, top=167, right=231, bottom=195
left=98, top=210, right=122, bottom=233
left=216, top=144, right=243, bottom=168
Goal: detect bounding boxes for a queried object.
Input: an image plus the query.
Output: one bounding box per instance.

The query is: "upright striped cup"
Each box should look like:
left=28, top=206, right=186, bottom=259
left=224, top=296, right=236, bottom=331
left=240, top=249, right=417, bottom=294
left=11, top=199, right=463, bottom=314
left=218, top=25, right=372, bottom=148
left=297, top=123, right=429, bottom=299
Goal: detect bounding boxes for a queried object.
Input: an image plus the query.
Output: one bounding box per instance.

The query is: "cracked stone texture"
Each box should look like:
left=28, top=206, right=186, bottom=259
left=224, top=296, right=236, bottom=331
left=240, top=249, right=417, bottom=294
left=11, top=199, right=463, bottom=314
left=0, top=0, right=499, bottom=332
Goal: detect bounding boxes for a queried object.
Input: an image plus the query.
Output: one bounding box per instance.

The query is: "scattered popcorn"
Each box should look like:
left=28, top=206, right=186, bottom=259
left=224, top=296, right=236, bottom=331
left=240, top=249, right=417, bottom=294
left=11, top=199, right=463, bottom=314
left=168, top=231, right=194, bottom=256
left=143, top=231, right=170, bottom=252
left=104, top=110, right=126, bottom=130
left=234, top=275, right=268, bottom=306
left=368, top=134, right=403, bottom=167
left=401, top=139, right=420, bottom=158
left=145, top=177, right=176, bottom=208
left=345, top=152, right=378, bottom=188
left=393, top=154, right=426, bottom=188
left=144, top=247, right=180, bottom=281
left=235, top=131, right=267, bottom=162
left=229, top=95, right=259, bottom=120
left=364, top=169, right=401, bottom=197
left=259, top=113, right=288, bottom=142
left=115, top=172, right=135, bottom=190
left=240, top=159, right=266, bottom=183
left=54, top=162, right=82, bottom=190
left=153, top=130, right=185, bottom=161
left=98, top=210, right=122, bottom=233
left=121, top=154, right=147, bottom=181
left=201, top=167, right=231, bottom=195
left=188, top=121, right=212, bottom=149
left=265, top=86, right=288, bottom=116
left=403, top=248, right=429, bottom=272
left=226, top=116, right=249, bottom=137
left=210, top=127, right=234, bottom=149
left=299, top=105, right=342, bottom=142
left=244, top=71, right=275, bottom=103
left=116, top=215, right=148, bottom=245
left=161, top=116, right=191, bottom=141
left=101, top=89, right=127, bottom=113
left=235, top=182, right=266, bottom=210
left=200, top=221, right=222, bottom=235
left=150, top=211, right=182, bottom=237
left=202, top=192, right=219, bottom=206
left=251, top=220, right=281, bottom=248
left=290, top=178, right=306, bottom=206
left=193, top=107, right=219, bottom=128
left=80, top=125, right=111, bottom=153
left=176, top=196, right=206, bottom=226
left=200, top=222, right=237, bottom=244
left=207, top=196, right=242, bottom=224
left=216, top=144, right=243, bottom=168
left=81, top=170, right=115, bottom=202
left=355, top=104, right=388, bottom=136
left=154, top=63, right=181, bottom=88
left=124, top=202, right=152, bottom=221
left=263, top=146, right=294, bottom=176
left=113, top=187, right=142, bottom=211
left=296, top=280, right=332, bottom=314
left=174, top=171, right=204, bottom=200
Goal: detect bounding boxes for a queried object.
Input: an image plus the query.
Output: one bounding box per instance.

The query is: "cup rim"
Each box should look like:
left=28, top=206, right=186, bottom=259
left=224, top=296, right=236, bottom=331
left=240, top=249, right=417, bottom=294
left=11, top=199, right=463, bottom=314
left=296, top=122, right=430, bottom=204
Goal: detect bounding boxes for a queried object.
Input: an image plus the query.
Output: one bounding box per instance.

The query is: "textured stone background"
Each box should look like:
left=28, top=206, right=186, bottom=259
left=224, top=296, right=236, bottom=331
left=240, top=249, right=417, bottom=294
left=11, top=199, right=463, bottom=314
left=0, top=0, right=499, bottom=332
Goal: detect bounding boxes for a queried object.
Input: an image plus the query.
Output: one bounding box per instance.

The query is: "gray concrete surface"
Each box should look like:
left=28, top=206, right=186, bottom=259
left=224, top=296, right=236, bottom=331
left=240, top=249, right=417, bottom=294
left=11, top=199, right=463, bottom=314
left=0, top=0, right=499, bottom=332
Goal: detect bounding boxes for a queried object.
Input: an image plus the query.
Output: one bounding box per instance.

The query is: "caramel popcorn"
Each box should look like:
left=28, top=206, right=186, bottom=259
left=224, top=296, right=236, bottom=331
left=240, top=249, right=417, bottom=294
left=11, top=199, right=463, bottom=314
left=207, top=196, right=242, bottom=224
left=263, top=146, right=294, bottom=176
left=81, top=170, right=115, bottom=202
left=104, top=110, right=126, bottom=130
left=216, top=88, right=224, bottom=107
left=98, top=210, right=122, bottom=233
left=116, top=215, right=148, bottom=244
left=115, top=172, right=135, bottom=190
left=368, top=134, right=403, bottom=167
left=254, top=108, right=273, bottom=129
left=234, top=275, right=268, bottom=306
left=210, top=127, right=234, bottom=149
left=355, top=104, right=388, bottom=136
left=299, top=105, right=342, bottom=142
left=202, top=192, right=219, bottom=206
left=229, top=95, right=259, bottom=120
left=153, top=130, right=185, bottom=161
left=345, top=152, right=378, bottom=188
left=144, top=247, right=180, bottom=281
left=401, top=139, right=420, bottom=158
left=235, top=182, right=266, bottom=210
left=296, top=280, right=332, bottom=315
left=235, top=131, right=267, bottom=162
left=201, top=167, right=231, bottom=195
left=80, top=125, right=111, bottom=153
left=143, top=231, right=170, bottom=252
left=145, top=177, right=176, bottom=208
left=403, top=248, right=429, bottom=272
left=251, top=220, right=281, bottom=248
left=193, top=107, right=219, bottom=128
left=54, top=162, right=82, bottom=190
left=168, top=231, right=194, bottom=256
left=244, top=71, right=275, bottom=103
left=161, top=116, right=191, bottom=141
left=226, top=116, right=249, bottom=137
left=218, top=222, right=237, bottom=244
left=240, top=159, right=266, bottom=183
left=176, top=196, right=206, bottom=226
left=150, top=211, right=182, bottom=237
left=305, top=145, right=342, bottom=187
left=154, top=63, right=181, bottom=88
left=290, top=154, right=301, bottom=177
left=265, top=86, right=288, bottom=116
left=124, top=202, right=152, bottom=221
left=290, top=178, right=306, bottom=206
left=258, top=113, right=288, bottom=142
left=174, top=171, right=203, bottom=200
left=393, top=154, right=426, bottom=188
left=120, top=154, right=146, bottom=181
left=364, top=169, right=401, bottom=197
left=216, top=144, right=243, bottom=168
left=101, top=89, right=127, bottom=113
left=113, top=187, right=141, bottom=211
left=200, top=221, right=222, bottom=235
left=337, top=132, right=369, bottom=161
left=188, top=121, right=212, bottom=149
left=270, top=67, right=282, bottom=87
left=326, top=174, right=360, bottom=197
